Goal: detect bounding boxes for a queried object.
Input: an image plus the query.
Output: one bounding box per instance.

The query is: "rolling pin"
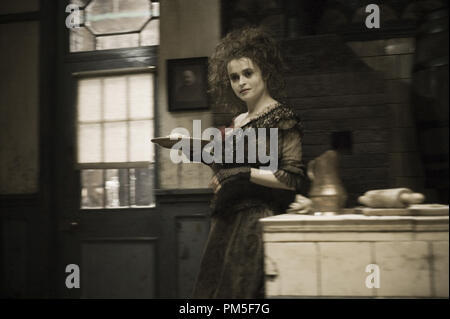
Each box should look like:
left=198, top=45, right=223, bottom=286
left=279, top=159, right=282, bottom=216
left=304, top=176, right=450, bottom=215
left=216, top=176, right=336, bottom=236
left=358, top=188, right=425, bottom=208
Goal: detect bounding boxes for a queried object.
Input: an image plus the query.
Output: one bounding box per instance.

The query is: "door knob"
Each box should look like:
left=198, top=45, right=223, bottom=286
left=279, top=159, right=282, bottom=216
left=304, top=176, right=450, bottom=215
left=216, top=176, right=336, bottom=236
left=69, top=221, right=79, bottom=231
left=59, top=220, right=80, bottom=232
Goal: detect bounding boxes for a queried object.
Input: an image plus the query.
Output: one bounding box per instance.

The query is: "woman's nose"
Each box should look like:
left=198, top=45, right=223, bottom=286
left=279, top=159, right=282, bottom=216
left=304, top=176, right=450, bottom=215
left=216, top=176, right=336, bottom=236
left=239, top=77, right=246, bottom=86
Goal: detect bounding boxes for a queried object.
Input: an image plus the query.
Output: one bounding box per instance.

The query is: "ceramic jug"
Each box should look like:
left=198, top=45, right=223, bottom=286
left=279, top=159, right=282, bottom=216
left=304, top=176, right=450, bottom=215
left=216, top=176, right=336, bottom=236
left=307, top=150, right=347, bottom=213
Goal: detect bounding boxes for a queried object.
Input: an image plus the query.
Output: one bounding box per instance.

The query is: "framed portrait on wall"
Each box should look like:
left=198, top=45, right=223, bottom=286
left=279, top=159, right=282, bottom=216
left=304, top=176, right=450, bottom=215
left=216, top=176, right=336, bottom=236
left=167, top=57, right=209, bottom=111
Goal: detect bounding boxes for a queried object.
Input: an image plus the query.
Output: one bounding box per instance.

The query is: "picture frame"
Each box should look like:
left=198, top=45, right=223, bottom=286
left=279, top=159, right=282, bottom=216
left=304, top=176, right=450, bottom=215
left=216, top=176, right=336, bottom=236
left=167, top=57, right=209, bottom=112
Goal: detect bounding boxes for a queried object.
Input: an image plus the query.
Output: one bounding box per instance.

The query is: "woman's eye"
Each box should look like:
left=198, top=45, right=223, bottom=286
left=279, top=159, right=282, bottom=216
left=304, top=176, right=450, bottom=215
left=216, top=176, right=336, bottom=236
left=230, top=75, right=239, bottom=82
left=243, top=70, right=253, bottom=77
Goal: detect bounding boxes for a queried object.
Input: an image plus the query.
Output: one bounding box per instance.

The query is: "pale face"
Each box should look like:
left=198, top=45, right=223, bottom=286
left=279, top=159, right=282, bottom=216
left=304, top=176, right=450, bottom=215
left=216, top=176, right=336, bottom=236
left=182, top=70, right=196, bottom=85
left=227, top=57, right=267, bottom=104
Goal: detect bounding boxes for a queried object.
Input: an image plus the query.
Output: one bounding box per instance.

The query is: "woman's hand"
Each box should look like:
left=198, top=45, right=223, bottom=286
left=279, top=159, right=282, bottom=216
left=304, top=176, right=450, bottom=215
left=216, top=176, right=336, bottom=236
left=286, top=194, right=313, bottom=214
left=249, top=168, right=295, bottom=191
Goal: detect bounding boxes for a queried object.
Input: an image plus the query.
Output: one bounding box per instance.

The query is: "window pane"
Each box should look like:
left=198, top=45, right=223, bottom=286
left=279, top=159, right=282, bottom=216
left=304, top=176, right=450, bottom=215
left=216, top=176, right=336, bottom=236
left=78, top=78, right=102, bottom=122
left=130, top=120, right=153, bottom=162
left=151, top=2, right=159, bottom=17
left=81, top=169, right=104, bottom=208
left=131, top=167, right=154, bottom=206
left=96, top=33, right=139, bottom=50
left=105, top=169, right=129, bottom=208
left=70, top=27, right=95, bottom=53
left=77, top=73, right=154, bottom=166
left=69, top=1, right=159, bottom=52
left=103, top=76, right=127, bottom=121
left=104, top=122, right=127, bottom=162
left=129, top=73, right=153, bottom=119
left=81, top=168, right=154, bottom=209
left=85, top=0, right=151, bottom=35
left=79, top=123, right=102, bottom=163
left=117, top=168, right=130, bottom=207
left=141, top=19, right=159, bottom=46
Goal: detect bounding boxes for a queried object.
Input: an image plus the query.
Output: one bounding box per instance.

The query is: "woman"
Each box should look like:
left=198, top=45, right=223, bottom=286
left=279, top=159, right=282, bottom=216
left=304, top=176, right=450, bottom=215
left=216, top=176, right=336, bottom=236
left=192, top=27, right=307, bottom=299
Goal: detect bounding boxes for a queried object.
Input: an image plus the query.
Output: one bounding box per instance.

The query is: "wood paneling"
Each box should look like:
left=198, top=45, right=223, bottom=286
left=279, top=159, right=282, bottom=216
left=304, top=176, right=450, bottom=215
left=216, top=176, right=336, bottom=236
left=2, top=219, right=28, bottom=298
left=0, top=1, right=39, bottom=15
left=176, top=215, right=210, bottom=298
left=156, top=189, right=212, bottom=298
left=81, top=237, right=158, bottom=299
left=0, top=21, right=39, bottom=194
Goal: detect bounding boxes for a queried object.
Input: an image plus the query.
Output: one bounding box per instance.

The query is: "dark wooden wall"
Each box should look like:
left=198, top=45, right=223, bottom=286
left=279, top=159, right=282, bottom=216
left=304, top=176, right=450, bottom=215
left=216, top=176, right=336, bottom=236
left=156, top=189, right=212, bottom=298
left=1, top=0, right=57, bottom=298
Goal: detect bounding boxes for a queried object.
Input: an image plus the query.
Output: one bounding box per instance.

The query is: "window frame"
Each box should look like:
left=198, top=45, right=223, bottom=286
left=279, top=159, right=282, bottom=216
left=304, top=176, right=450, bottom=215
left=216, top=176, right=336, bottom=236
left=73, top=68, right=157, bottom=210
left=66, top=0, right=160, bottom=52
left=72, top=65, right=159, bottom=211
left=63, top=0, right=160, bottom=210
left=74, top=68, right=156, bottom=167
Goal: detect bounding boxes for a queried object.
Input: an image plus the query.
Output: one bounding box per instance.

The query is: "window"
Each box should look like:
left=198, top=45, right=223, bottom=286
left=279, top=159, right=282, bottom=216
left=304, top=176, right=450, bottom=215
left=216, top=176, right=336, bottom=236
left=77, top=72, right=155, bottom=208
left=68, top=0, right=159, bottom=209
left=69, top=0, right=160, bottom=52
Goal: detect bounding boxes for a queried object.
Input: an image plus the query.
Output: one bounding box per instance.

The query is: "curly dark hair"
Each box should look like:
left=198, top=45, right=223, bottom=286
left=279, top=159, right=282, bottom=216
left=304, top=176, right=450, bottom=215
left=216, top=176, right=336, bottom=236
left=208, top=26, right=286, bottom=114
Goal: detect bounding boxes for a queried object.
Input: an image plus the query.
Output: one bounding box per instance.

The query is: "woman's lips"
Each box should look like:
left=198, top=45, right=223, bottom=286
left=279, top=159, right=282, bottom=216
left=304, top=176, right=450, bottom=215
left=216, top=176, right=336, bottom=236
left=240, top=88, right=250, bottom=94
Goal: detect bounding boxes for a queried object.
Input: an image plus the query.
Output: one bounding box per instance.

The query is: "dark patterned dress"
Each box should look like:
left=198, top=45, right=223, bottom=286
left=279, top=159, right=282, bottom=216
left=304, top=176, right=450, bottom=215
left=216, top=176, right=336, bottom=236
left=191, top=104, right=307, bottom=299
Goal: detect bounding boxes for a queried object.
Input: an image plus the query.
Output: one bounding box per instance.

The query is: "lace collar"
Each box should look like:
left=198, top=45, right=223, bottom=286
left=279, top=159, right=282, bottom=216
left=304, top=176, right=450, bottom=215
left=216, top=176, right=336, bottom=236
left=234, top=102, right=282, bottom=129
left=240, top=103, right=302, bottom=131
left=223, top=103, right=303, bottom=138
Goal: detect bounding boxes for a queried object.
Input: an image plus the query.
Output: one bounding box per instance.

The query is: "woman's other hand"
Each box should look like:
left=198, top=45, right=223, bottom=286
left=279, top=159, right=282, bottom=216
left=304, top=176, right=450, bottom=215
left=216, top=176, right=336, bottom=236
left=286, top=194, right=313, bottom=214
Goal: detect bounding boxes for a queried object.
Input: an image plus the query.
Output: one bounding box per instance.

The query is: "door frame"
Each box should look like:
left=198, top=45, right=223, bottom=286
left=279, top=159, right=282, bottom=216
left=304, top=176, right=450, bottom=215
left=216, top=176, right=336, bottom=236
left=54, top=0, right=161, bottom=298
